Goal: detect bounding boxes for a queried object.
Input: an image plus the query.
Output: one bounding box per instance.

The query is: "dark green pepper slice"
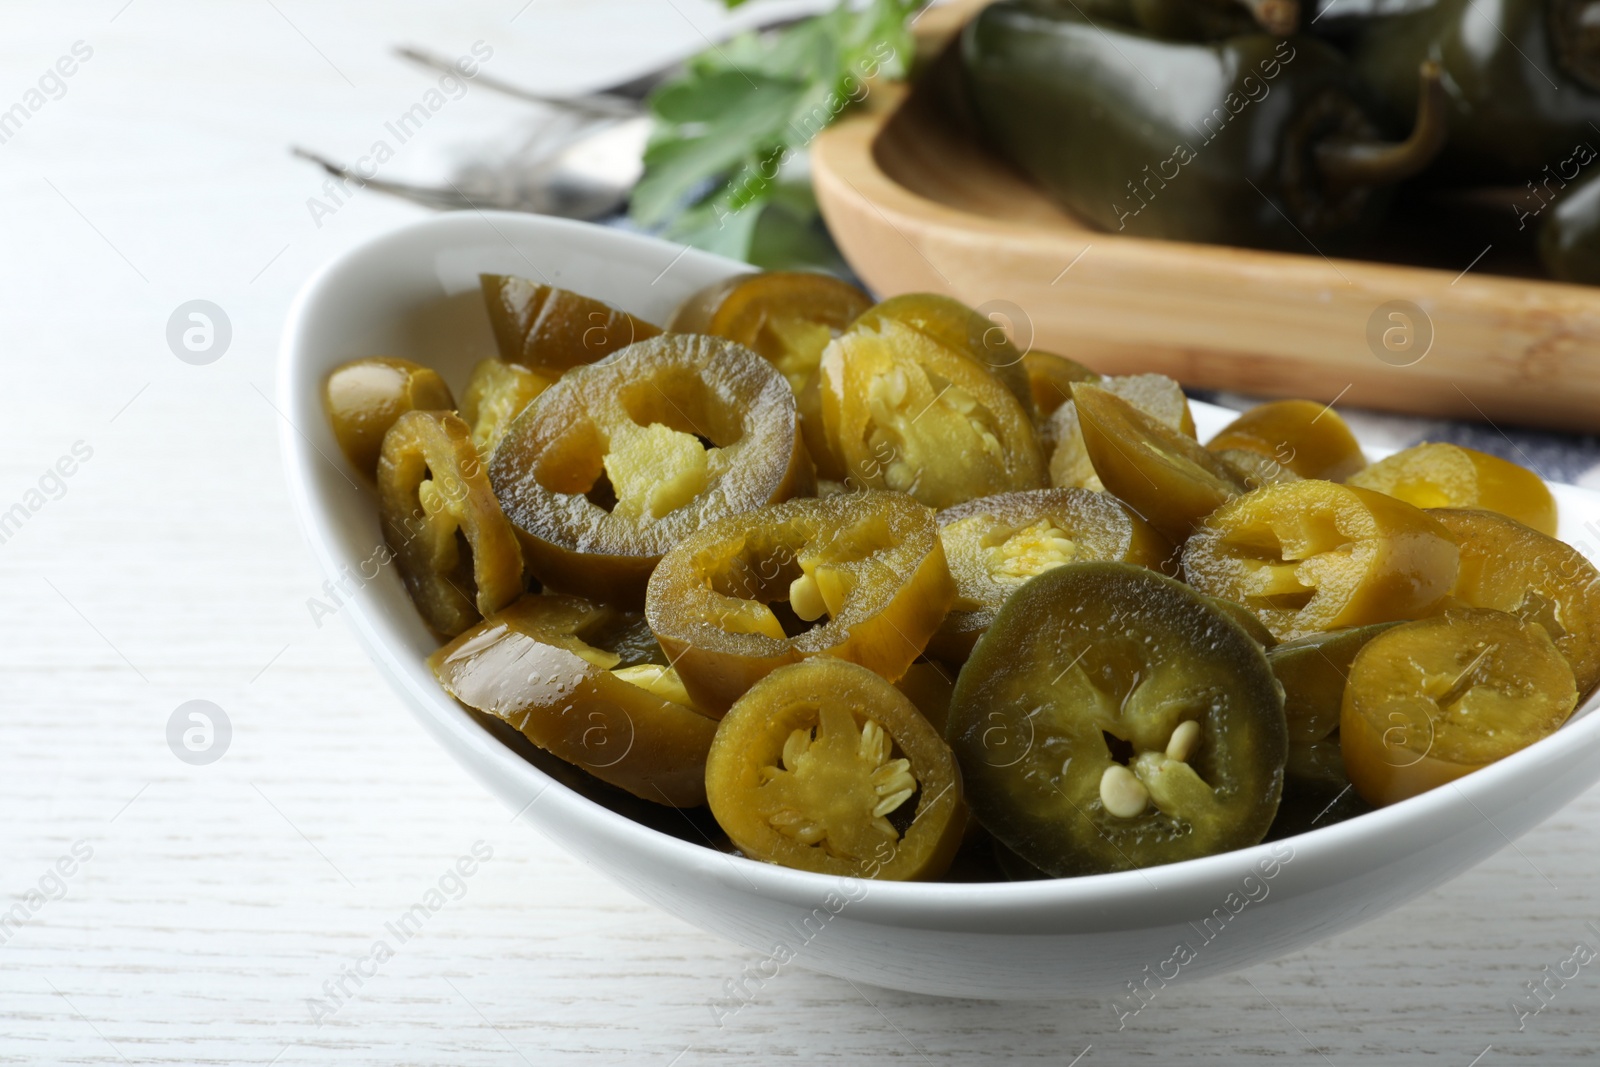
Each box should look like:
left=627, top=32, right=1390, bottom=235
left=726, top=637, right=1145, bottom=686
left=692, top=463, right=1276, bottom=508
left=1073, top=383, right=1247, bottom=541
left=1266, top=737, right=1372, bottom=839
left=1268, top=622, right=1399, bottom=742
left=963, top=3, right=1448, bottom=251
left=481, top=273, right=661, bottom=376
left=947, top=561, right=1287, bottom=877
left=1204, top=595, right=1278, bottom=648
left=1352, top=0, right=1600, bottom=185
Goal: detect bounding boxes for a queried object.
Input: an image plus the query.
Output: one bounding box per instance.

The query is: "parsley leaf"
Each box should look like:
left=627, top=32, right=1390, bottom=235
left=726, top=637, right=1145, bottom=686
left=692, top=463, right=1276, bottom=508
left=630, top=0, right=924, bottom=269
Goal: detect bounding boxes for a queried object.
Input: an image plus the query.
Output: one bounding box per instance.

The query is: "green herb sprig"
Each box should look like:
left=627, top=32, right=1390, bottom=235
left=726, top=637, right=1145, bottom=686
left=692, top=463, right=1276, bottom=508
left=630, top=0, right=924, bottom=268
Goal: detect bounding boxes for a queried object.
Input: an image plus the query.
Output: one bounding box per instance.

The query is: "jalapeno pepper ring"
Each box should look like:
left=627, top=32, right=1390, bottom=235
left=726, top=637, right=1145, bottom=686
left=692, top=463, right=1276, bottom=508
left=1206, top=399, right=1366, bottom=483
left=668, top=271, right=871, bottom=395
left=932, top=487, right=1172, bottom=660
left=1340, top=609, right=1578, bottom=807
left=489, top=334, right=811, bottom=608
left=645, top=490, right=956, bottom=715
left=324, top=356, right=455, bottom=478
left=1048, top=374, right=1196, bottom=492
left=947, top=561, right=1287, bottom=876
left=378, top=410, right=524, bottom=636
left=1348, top=442, right=1557, bottom=537
left=705, top=658, right=967, bottom=880
left=1073, top=383, right=1246, bottom=540
left=430, top=594, right=716, bottom=806
left=1183, top=480, right=1459, bottom=643
left=819, top=317, right=1045, bottom=509
left=1430, top=508, right=1600, bottom=699
left=481, top=273, right=661, bottom=376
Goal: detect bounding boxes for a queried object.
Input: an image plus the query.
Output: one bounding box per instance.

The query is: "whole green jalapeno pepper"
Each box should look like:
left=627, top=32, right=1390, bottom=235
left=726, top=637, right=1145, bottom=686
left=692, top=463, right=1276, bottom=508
left=962, top=1, right=1447, bottom=251
left=1540, top=166, right=1600, bottom=283
left=1132, top=0, right=1300, bottom=38
left=1352, top=0, right=1600, bottom=185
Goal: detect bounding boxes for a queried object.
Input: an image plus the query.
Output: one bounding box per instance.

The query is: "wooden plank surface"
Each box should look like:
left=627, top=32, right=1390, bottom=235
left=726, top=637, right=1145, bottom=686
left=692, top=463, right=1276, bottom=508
left=3, top=1, right=1600, bottom=1063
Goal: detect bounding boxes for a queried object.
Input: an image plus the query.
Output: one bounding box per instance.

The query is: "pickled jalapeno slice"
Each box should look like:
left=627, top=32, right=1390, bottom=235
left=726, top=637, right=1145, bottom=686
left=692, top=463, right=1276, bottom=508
left=481, top=273, right=661, bottom=376
left=461, top=358, right=552, bottom=458
left=1182, top=481, right=1459, bottom=642
left=1268, top=737, right=1372, bottom=839
left=819, top=317, right=1045, bottom=508
left=1267, top=623, right=1400, bottom=742
left=947, top=562, right=1287, bottom=876
left=1023, top=349, right=1099, bottom=423
left=1430, top=508, right=1600, bottom=698
left=1203, top=595, right=1278, bottom=648
left=1048, top=373, right=1195, bottom=491
left=430, top=594, right=717, bottom=807
left=667, top=271, right=872, bottom=395
left=1073, top=384, right=1246, bottom=539
left=1349, top=442, right=1557, bottom=537
left=378, top=410, right=524, bottom=636
left=489, top=334, right=810, bottom=608
left=1214, top=449, right=1303, bottom=491
left=1206, top=399, right=1367, bottom=482
left=931, top=488, right=1172, bottom=661
left=645, top=490, right=957, bottom=715
left=1340, top=609, right=1578, bottom=807
left=324, top=357, right=455, bottom=478
left=705, top=658, right=966, bottom=880
left=853, top=293, right=1035, bottom=415
left=896, top=660, right=956, bottom=737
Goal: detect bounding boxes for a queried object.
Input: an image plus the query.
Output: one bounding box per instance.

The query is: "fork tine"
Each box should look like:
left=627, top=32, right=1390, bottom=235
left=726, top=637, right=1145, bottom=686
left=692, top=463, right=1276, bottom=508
left=393, top=46, right=644, bottom=118
left=288, top=145, right=632, bottom=220
left=394, top=11, right=815, bottom=116
left=291, top=146, right=494, bottom=212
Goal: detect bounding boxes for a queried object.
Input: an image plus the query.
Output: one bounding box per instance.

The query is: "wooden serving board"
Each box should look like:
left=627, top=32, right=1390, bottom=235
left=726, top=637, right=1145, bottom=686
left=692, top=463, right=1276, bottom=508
left=810, top=1, right=1600, bottom=432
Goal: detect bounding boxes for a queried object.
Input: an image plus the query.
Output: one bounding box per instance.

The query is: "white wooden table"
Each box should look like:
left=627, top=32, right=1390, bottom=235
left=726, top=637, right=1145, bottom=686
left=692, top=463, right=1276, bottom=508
left=2, top=2, right=1597, bottom=1062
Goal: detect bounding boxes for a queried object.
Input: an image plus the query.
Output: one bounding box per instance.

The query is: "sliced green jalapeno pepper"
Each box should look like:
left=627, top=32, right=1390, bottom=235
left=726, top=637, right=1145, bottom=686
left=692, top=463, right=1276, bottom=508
left=645, top=490, right=956, bottom=715
left=378, top=410, right=525, bottom=636
left=324, top=357, right=454, bottom=479
left=430, top=594, right=716, bottom=807
left=1048, top=373, right=1194, bottom=492
left=705, top=658, right=967, bottom=880
left=852, top=293, right=1036, bottom=417
left=667, top=271, right=871, bottom=395
left=1429, top=508, right=1600, bottom=699
left=1183, top=480, right=1459, bottom=642
left=947, top=562, right=1287, bottom=877
left=489, top=334, right=810, bottom=608
left=481, top=273, right=661, bottom=376
left=933, top=487, right=1173, bottom=660
left=1268, top=622, right=1400, bottom=742
left=1341, top=609, right=1578, bottom=807
left=1072, top=384, right=1247, bottom=541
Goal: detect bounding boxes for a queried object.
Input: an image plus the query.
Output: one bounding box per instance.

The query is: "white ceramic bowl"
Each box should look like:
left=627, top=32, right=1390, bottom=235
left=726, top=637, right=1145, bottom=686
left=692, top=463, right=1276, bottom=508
left=278, top=211, right=1600, bottom=1000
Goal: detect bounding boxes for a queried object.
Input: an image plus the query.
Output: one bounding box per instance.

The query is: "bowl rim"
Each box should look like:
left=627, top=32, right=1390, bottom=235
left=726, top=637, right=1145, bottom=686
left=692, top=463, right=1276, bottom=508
left=277, top=210, right=1600, bottom=926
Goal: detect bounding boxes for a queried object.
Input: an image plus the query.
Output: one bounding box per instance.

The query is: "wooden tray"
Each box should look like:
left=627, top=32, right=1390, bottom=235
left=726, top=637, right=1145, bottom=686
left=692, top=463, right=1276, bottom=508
left=810, top=3, right=1600, bottom=432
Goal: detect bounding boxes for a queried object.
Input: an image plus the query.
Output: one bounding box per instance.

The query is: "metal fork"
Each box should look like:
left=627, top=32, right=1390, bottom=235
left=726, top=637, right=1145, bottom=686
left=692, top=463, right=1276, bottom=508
left=291, top=15, right=807, bottom=220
